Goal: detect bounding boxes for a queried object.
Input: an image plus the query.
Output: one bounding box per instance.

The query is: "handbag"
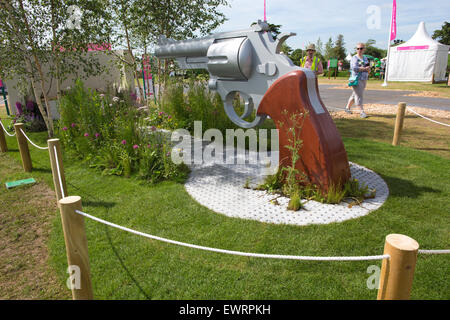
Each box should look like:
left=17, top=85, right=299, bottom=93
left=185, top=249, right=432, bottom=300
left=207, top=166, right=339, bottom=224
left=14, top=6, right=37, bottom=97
left=348, top=72, right=360, bottom=87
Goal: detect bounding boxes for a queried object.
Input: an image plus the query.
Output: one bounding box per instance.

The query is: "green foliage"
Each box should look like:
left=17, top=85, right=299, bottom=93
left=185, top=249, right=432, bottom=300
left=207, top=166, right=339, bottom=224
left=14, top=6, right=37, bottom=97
left=331, top=34, right=347, bottom=61
left=364, top=44, right=387, bottom=60
left=7, top=101, right=46, bottom=132
left=256, top=169, right=284, bottom=194
left=58, top=79, right=188, bottom=183
left=287, top=191, right=302, bottom=211
left=279, top=110, right=309, bottom=197
left=159, top=78, right=237, bottom=134
left=280, top=43, right=293, bottom=56
left=289, top=49, right=303, bottom=66
left=432, top=21, right=450, bottom=45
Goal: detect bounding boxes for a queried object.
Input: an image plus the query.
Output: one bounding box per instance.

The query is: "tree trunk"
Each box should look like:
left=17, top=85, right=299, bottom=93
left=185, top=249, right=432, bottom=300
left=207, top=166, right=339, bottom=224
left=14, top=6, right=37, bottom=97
left=25, top=58, right=52, bottom=135
left=121, top=5, right=145, bottom=105
left=18, top=0, right=54, bottom=137
left=50, top=0, right=62, bottom=102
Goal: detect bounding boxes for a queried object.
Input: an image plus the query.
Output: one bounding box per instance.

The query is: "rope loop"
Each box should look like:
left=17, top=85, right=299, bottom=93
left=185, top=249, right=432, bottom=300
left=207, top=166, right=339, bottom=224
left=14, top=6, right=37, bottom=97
left=19, top=128, right=48, bottom=150
left=73, top=209, right=390, bottom=262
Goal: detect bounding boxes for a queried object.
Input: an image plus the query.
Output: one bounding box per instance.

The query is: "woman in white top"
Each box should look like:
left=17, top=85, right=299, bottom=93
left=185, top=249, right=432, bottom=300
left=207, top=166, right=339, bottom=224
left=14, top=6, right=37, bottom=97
left=345, top=43, right=371, bottom=118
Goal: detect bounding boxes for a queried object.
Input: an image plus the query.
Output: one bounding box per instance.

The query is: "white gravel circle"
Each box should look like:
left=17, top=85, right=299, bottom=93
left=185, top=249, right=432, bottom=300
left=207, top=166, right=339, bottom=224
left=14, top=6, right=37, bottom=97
left=184, top=155, right=389, bottom=226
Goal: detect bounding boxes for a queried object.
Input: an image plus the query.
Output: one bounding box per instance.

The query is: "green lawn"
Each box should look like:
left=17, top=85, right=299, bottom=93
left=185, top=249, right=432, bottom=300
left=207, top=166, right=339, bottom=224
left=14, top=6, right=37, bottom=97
left=0, top=118, right=448, bottom=299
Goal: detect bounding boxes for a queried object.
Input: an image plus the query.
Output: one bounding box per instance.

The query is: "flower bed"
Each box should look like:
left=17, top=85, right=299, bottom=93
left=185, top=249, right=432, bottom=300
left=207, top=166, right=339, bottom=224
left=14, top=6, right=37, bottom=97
left=58, top=80, right=188, bottom=183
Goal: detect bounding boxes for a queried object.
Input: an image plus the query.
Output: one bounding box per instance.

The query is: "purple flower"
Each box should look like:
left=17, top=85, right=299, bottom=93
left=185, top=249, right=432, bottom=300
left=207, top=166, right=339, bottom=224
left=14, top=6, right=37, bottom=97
left=15, top=102, right=23, bottom=115
left=62, top=127, right=68, bottom=131
left=26, top=101, right=35, bottom=112
left=147, top=144, right=152, bottom=148
left=121, top=140, right=127, bottom=145
left=168, top=115, right=172, bottom=119
left=150, top=126, right=156, bottom=132
left=158, top=111, right=164, bottom=116
left=84, top=133, right=89, bottom=137
left=71, top=123, right=76, bottom=128
left=95, top=133, right=100, bottom=138
left=133, top=144, right=139, bottom=149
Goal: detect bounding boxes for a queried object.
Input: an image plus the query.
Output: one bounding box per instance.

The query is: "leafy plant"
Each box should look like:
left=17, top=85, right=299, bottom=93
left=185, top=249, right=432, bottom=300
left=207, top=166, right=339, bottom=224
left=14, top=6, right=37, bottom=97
left=8, top=101, right=46, bottom=132
left=287, top=191, right=302, bottom=211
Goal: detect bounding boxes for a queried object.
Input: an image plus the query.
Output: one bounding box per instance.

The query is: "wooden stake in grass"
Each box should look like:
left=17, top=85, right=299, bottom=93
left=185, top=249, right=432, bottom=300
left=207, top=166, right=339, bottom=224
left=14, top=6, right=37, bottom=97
left=392, top=102, right=407, bottom=146
left=59, top=196, right=94, bottom=300
left=48, top=138, right=67, bottom=202
left=0, top=124, right=7, bottom=152
left=377, top=234, right=419, bottom=300
left=14, top=123, right=32, bottom=172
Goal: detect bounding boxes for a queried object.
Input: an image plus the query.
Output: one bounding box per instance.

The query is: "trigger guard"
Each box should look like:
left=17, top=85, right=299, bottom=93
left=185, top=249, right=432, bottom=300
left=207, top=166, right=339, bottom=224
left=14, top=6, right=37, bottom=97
left=240, top=94, right=254, bottom=119
left=224, top=91, right=266, bottom=129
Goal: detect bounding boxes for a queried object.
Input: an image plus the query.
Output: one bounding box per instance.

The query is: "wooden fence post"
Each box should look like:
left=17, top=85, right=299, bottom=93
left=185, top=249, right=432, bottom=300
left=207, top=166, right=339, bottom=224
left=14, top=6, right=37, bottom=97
left=377, top=234, right=419, bottom=300
left=59, top=196, right=94, bottom=300
left=48, top=138, right=67, bottom=203
left=392, top=102, right=407, bottom=146
left=14, top=123, right=32, bottom=172
left=0, top=125, right=7, bottom=152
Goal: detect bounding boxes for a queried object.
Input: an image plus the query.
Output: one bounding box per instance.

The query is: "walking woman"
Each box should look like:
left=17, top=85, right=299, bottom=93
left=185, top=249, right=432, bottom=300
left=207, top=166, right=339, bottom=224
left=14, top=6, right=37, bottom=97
left=345, top=43, right=370, bottom=118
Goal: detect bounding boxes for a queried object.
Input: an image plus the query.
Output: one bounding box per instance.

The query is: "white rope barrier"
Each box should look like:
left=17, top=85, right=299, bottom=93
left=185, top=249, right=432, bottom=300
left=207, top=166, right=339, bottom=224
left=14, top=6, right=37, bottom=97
left=418, top=249, right=450, bottom=255
left=0, top=120, right=15, bottom=137
left=53, top=145, right=66, bottom=199
left=74, top=209, right=390, bottom=262
left=406, top=107, right=450, bottom=127
left=19, top=128, right=48, bottom=150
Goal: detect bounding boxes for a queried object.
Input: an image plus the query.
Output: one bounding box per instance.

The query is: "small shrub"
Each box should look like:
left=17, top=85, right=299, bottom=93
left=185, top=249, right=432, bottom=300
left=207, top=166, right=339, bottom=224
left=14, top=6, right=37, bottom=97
left=8, top=101, right=46, bottom=132
left=287, top=191, right=302, bottom=211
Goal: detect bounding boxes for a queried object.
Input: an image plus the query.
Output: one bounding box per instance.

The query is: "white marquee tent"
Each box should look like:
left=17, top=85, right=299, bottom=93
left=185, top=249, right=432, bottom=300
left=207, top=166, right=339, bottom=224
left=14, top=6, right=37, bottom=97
left=387, top=22, right=449, bottom=82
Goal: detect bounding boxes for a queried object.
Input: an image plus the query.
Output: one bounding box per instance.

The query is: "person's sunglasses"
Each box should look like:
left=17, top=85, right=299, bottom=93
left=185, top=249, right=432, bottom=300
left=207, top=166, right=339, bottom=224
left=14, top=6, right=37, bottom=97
left=357, top=47, right=365, bottom=50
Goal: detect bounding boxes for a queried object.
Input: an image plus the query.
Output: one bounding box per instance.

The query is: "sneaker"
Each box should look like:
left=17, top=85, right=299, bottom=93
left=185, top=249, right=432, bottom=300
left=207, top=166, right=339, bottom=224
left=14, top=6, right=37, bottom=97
left=345, top=107, right=352, bottom=114
left=360, top=112, right=368, bottom=118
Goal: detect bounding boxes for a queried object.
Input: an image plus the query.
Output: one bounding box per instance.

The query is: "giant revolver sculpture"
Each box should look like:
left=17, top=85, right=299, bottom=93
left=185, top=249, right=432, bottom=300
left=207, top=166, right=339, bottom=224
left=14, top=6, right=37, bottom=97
left=155, top=21, right=350, bottom=192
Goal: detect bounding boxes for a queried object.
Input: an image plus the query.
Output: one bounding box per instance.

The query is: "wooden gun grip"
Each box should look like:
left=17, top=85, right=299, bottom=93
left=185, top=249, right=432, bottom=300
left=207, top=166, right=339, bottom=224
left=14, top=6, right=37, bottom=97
left=257, top=70, right=350, bottom=192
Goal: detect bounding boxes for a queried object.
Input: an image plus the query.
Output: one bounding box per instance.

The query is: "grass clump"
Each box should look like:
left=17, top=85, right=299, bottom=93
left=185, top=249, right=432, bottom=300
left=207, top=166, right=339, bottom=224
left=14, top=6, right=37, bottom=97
left=159, top=78, right=237, bottom=134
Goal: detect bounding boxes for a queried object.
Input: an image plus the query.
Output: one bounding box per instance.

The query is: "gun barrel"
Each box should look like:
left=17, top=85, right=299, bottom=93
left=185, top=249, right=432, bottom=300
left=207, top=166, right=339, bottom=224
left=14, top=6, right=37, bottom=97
left=155, top=36, right=215, bottom=59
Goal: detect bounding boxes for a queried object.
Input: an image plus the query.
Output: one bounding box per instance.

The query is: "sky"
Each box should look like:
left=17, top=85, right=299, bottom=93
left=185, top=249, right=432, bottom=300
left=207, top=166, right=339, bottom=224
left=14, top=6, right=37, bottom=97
left=212, top=0, right=450, bottom=54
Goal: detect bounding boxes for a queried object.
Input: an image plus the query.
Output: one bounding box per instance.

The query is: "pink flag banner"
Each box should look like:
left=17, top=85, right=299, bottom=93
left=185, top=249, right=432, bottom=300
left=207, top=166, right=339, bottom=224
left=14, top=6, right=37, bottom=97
left=397, top=45, right=429, bottom=51
left=390, top=0, right=397, bottom=41
left=142, top=55, right=154, bottom=97
left=0, top=79, right=3, bottom=88
left=264, top=0, right=267, bottom=21
left=142, top=55, right=152, bottom=80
